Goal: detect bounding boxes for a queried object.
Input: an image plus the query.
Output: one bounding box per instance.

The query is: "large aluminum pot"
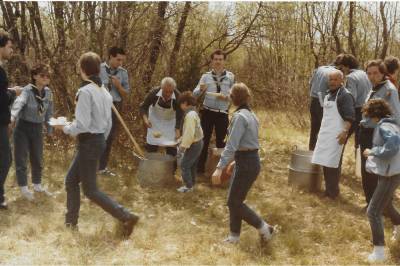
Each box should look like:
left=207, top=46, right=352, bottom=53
left=288, top=146, right=322, bottom=192
left=137, top=152, right=176, bottom=188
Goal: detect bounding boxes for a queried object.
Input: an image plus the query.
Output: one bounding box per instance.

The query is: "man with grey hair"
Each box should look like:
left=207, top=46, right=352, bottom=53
left=312, top=70, right=355, bottom=199
left=139, top=77, right=182, bottom=156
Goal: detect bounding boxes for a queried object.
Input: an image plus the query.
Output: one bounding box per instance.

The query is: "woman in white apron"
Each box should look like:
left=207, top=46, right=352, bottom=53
left=312, top=70, right=355, bottom=199
left=139, top=77, right=182, bottom=156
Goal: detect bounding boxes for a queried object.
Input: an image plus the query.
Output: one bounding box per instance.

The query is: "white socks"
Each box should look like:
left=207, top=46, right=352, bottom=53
left=33, top=183, right=44, bottom=192
left=368, top=246, right=385, bottom=263
left=223, top=233, right=240, bottom=244
left=258, top=221, right=274, bottom=241
left=20, top=186, right=34, bottom=201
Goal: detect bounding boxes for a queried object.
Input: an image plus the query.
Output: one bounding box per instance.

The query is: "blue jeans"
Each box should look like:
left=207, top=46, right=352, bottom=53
left=367, top=175, right=400, bottom=245
left=181, top=140, right=203, bottom=188
left=227, top=150, right=263, bottom=235
left=0, top=125, right=12, bottom=203
left=13, top=120, right=43, bottom=187
left=65, top=133, right=132, bottom=225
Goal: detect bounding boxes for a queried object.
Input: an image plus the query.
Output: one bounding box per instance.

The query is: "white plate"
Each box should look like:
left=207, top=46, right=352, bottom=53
left=207, top=92, right=224, bottom=97
left=49, top=117, right=70, bottom=126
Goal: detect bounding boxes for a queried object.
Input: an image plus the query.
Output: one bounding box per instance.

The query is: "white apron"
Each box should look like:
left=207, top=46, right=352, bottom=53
left=312, top=89, right=345, bottom=168
left=146, top=96, right=177, bottom=147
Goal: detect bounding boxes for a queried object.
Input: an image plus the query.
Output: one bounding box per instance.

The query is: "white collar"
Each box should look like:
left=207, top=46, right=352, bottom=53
left=104, top=62, right=119, bottom=71
left=157, top=89, right=176, bottom=100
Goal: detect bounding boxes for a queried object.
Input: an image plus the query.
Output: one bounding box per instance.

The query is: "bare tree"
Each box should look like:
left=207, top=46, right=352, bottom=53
left=142, top=2, right=169, bottom=91
left=379, top=2, right=389, bottom=59
left=168, top=2, right=191, bottom=77
left=331, top=2, right=343, bottom=54
left=348, top=2, right=357, bottom=56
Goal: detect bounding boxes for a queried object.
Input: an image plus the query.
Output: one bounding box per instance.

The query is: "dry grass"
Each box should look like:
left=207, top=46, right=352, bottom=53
left=1, top=109, right=400, bottom=265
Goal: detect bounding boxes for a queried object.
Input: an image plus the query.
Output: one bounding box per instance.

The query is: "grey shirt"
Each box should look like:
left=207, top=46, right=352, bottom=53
left=63, top=80, right=113, bottom=138
left=217, top=107, right=260, bottom=169
left=99, top=62, right=130, bottom=102
left=309, top=66, right=337, bottom=102
left=346, top=69, right=371, bottom=108
left=326, top=87, right=355, bottom=123
left=193, top=70, right=234, bottom=112
left=361, top=80, right=400, bottom=128
left=11, top=84, right=53, bottom=133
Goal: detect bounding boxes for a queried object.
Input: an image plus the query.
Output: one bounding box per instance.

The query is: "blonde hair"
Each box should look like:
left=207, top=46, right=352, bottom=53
left=230, top=82, right=251, bottom=106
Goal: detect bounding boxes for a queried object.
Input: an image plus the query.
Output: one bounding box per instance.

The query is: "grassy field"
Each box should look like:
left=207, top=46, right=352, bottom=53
left=1, top=110, right=400, bottom=265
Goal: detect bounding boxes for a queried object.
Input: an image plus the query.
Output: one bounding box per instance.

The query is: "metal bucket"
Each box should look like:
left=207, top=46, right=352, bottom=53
left=288, top=146, right=322, bottom=192
left=137, top=152, right=176, bottom=188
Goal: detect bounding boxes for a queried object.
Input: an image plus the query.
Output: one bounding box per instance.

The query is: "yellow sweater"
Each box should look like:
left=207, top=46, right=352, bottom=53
left=181, top=110, right=204, bottom=148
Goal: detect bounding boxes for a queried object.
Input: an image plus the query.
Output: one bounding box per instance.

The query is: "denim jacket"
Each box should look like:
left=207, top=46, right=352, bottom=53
left=366, top=118, right=400, bottom=177
left=360, top=80, right=400, bottom=128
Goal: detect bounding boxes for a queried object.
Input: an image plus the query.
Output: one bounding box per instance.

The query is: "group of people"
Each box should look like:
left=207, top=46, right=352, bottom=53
left=0, top=31, right=273, bottom=244
left=3, top=25, right=399, bottom=261
left=309, top=53, right=400, bottom=262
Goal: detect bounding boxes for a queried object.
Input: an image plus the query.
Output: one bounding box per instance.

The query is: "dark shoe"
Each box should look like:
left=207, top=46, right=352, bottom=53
left=122, top=213, right=139, bottom=238
left=65, top=223, right=79, bottom=231
left=324, top=191, right=338, bottom=200
left=0, top=201, right=8, bottom=210
left=197, top=167, right=205, bottom=174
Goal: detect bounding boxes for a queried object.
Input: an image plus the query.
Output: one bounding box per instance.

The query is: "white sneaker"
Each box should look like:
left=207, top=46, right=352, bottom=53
left=33, top=184, right=53, bottom=196
left=223, top=234, right=240, bottom=244
left=177, top=186, right=193, bottom=193
left=20, top=186, right=34, bottom=201
left=98, top=168, right=116, bottom=177
left=367, top=246, right=386, bottom=263
left=259, top=222, right=275, bottom=242
left=391, top=225, right=400, bottom=242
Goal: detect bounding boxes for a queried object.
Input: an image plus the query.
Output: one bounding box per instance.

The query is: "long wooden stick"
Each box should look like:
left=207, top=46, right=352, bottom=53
left=112, top=104, right=145, bottom=158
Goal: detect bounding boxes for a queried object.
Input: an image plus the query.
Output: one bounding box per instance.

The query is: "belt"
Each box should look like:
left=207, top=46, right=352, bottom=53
left=238, top=148, right=258, bottom=152
left=78, top=132, right=104, bottom=141
left=203, top=105, right=228, bottom=114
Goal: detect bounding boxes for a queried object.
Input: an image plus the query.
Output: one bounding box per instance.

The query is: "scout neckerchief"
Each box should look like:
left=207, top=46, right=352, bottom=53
left=211, top=70, right=227, bottom=93
left=369, top=79, right=388, bottom=101
left=105, top=63, right=119, bottom=91
left=31, top=84, right=46, bottom=116
left=76, top=76, right=103, bottom=103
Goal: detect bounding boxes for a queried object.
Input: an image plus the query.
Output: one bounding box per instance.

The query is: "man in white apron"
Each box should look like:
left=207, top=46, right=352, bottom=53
left=312, top=70, right=355, bottom=199
left=139, top=77, right=182, bottom=156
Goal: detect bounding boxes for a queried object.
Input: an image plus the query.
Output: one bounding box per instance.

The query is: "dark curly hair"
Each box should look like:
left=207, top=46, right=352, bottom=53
left=362, top=99, right=393, bottom=119
left=31, top=63, right=50, bottom=84
left=178, top=91, right=197, bottom=106
left=340, top=53, right=359, bottom=69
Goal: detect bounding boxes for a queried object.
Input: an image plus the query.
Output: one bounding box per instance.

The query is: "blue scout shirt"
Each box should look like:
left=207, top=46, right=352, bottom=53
left=11, top=84, right=53, bottom=133
left=309, top=65, right=337, bottom=103
left=99, top=62, right=130, bottom=102
left=193, top=70, right=235, bottom=112
left=217, top=106, right=260, bottom=169
left=346, top=69, right=371, bottom=108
